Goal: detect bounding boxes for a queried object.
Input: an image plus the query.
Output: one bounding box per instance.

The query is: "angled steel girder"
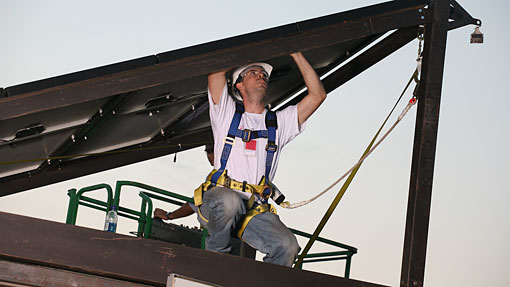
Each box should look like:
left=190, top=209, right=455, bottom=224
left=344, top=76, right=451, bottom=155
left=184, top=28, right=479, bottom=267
left=0, top=211, right=387, bottom=287
left=400, top=0, right=450, bottom=286
left=0, top=0, right=428, bottom=122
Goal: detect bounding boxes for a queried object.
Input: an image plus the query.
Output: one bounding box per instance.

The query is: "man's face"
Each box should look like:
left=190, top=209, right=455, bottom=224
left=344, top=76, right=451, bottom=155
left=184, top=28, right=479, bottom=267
left=236, top=66, right=269, bottom=101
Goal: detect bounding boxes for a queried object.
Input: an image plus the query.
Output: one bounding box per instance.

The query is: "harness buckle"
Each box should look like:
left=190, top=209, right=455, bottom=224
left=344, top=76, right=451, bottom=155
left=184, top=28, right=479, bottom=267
left=224, top=176, right=231, bottom=189
left=242, top=129, right=252, bottom=143
left=265, top=143, right=277, bottom=152
left=223, top=137, right=236, bottom=146
left=262, top=185, right=273, bottom=199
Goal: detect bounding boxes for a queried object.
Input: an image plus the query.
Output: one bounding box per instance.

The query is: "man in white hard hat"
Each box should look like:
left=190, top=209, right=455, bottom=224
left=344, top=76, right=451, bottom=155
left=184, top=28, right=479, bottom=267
left=195, top=52, right=326, bottom=266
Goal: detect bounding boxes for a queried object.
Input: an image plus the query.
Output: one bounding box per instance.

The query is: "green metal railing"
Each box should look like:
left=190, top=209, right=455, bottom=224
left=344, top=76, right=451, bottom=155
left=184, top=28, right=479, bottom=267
left=66, top=183, right=113, bottom=225
left=111, top=180, right=194, bottom=238
left=289, top=228, right=357, bottom=278
left=66, top=180, right=356, bottom=277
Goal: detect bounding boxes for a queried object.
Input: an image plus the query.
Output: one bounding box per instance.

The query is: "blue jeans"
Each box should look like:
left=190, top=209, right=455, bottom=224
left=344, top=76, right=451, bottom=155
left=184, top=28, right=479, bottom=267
left=197, top=186, right=300, bottom=266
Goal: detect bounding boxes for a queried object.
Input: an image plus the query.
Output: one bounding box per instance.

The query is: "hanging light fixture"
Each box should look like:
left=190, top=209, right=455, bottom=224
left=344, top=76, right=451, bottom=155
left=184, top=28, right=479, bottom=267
left=470, top=26, right=483, bottom=44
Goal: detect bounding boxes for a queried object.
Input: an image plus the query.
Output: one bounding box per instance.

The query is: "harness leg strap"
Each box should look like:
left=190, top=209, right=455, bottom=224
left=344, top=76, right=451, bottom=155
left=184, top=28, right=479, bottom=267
left=236, top=204, right=277, bottom=239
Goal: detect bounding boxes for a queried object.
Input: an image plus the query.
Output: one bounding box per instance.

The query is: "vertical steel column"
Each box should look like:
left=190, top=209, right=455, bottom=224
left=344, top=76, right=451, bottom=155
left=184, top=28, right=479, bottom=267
left=400, top=0, right=450, bottom=286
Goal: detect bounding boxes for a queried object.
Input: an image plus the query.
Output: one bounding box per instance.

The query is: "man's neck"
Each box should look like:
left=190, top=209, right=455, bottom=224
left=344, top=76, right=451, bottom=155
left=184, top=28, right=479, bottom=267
left=243, top=100, right=265, bottom=114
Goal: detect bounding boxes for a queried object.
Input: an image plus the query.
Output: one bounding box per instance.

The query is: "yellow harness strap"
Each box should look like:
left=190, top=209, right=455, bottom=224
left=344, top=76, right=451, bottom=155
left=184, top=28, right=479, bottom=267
left=194, top=170, right=267, bottom=201
left=236, top=203, right=277, bottom=239
left=193, top=182, right=209, bottom=223
left=214, top=171, right=265, bottom=196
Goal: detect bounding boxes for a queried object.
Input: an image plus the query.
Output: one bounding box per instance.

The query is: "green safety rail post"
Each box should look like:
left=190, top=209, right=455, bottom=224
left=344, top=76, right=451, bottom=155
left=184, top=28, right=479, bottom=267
left=138, top=193, right=148, bottom=237
left=201, top=229, right=208, bottom=250
left=138, top=192, right=154, bottom=238
left=66, top=189, right=78, bottom=224
left=66, top=184, right=113, bottom=225
left=289, top=227, right=357, bottom=278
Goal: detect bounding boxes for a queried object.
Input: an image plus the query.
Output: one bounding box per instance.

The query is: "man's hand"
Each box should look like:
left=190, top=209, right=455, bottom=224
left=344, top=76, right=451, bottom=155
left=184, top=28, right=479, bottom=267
left=154, top=208, right=169, bottom=220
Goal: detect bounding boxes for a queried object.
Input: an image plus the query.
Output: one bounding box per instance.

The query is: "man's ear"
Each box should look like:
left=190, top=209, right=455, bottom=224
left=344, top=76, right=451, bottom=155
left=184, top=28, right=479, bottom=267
left=236, top=82, right=243, bottom=92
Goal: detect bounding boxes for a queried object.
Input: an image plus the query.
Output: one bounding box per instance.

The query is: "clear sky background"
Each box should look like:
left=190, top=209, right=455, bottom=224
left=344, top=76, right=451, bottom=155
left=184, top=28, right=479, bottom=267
left=0, top=1, right=508, bottom=286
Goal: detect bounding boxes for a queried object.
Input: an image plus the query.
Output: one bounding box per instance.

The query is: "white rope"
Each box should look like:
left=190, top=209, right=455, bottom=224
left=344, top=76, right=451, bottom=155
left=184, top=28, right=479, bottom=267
left=280, top=97, right=417, bottom=209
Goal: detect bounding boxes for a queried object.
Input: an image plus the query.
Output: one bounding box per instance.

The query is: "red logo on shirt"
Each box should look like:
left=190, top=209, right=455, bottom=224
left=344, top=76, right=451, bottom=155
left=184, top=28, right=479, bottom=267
left=245, top=140, right=257, bottom=151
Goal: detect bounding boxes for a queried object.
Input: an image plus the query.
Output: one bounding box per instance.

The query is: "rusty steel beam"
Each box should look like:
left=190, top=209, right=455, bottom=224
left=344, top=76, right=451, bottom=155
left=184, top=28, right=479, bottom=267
left=400, top=0, right=450, bottom=286
left=0, top=211, right=387, bottom=287
left=0, top=259, right=153, bottom=287
left=0, top=0, right=427, bottom=121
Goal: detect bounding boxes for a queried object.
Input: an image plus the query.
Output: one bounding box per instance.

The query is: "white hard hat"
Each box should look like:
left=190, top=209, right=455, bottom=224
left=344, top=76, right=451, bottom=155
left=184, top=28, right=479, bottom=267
left=231, top=62, right=273, bottom=101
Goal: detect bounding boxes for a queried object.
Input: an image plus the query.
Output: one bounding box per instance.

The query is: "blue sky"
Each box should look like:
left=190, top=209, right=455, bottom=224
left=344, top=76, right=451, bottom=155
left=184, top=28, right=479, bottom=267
left=0, top=1, right=508, bottom=286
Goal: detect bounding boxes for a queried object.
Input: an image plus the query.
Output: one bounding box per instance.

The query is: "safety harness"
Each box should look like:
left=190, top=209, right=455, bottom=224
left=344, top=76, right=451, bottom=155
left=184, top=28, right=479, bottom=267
left=194, top=102, right=281, bottom=239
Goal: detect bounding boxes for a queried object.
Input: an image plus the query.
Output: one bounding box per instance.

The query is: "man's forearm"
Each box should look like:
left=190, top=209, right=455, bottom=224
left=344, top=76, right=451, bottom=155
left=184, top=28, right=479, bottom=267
left=291, top=53, right=325, bottom=100
left=292, top=52, right=327, bottom=124
left=208, top=69, right=229, bottom=105
left=168, top=202, right=194, bottom=220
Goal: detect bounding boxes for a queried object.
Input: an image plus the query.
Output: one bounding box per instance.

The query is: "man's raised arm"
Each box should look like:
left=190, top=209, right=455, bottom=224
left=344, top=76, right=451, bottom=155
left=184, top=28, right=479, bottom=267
left=292, top=52, right=327, bottom=125
left=208, top=69, right=229, bottom=105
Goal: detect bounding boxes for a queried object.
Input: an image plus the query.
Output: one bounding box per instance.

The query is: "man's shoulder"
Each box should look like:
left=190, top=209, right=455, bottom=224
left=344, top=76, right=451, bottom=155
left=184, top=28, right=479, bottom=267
left=275, top=104, right=298, bottom=117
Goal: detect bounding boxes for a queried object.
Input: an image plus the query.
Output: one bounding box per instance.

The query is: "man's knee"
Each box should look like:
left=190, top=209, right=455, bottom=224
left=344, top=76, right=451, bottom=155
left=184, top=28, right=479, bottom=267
left=280, top=235, right=300, bottom=259
left=270, top=231, right=299, bottom=265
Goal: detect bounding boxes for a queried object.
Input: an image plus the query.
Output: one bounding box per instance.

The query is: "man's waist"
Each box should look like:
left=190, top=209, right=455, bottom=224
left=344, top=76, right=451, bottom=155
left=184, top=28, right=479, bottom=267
left=209, top=170, right=263, bottom=194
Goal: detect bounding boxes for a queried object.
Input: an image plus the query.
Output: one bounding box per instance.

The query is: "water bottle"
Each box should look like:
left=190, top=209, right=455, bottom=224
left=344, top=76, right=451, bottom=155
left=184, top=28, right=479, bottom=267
left=104, top=205, right=118, bottom=232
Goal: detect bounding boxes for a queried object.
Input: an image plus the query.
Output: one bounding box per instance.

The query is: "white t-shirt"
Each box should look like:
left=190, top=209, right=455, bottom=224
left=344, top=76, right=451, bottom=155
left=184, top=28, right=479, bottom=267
left=208, top=84, right=305, bottom=199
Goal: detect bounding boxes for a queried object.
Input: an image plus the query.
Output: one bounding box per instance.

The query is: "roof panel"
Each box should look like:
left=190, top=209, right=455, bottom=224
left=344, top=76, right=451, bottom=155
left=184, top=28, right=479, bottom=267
left=69, top=99, right=201, bottom=156
left=0, top=129, right=76, bottom=178
left=0, top=99, right=107, bottom=141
